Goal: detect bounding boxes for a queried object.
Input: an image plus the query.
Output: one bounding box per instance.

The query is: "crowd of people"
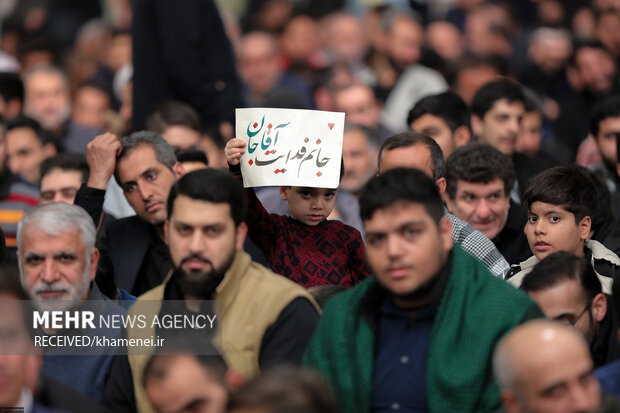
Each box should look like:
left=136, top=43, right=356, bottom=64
left=1, top=0, right=620, bottom=412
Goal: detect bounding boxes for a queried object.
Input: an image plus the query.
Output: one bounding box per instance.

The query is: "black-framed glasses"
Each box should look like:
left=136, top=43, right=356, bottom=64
left=554, top=301, right=592, bottom=327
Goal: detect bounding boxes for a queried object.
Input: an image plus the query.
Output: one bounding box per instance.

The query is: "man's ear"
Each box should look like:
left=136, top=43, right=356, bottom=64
left=591, top=293, right=607, bottom=323
left=436, top=177, right=447, bottom=196
left=89, top=247, right=100, bottom=282
left=471, top=115, right=482, bottom=138
left=279, top=186, right=289, bottom=200
left=235, top=222, right=248, bottom=250
left=440, top=216, right=453, bottom=252
left=43, top=142, right=57, bottom=157
left=226, top=369, right=245, bottom=392
left=578, top=216, right=592, bottom=241
left=453, top=125, right=471, bottom=147
left=501, top=389, right=523, bottom=413
left=173, top=162, right=185, bottom=179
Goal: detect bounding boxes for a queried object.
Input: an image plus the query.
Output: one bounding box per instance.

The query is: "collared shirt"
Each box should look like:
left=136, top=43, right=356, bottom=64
left=371, top=257, right=451, bottom=413
left=443, top=207, right=509, bottom=278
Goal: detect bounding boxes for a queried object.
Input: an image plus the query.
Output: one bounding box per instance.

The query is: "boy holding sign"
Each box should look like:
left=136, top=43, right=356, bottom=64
left=225, top=109, right=369, bottom=288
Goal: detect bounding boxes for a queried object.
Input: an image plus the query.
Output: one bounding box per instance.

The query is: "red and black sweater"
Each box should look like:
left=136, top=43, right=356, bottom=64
left=244, top=183, right=371, bottom=288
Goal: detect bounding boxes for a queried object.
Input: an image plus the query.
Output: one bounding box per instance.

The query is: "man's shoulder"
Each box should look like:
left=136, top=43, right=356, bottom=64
left=104, top=215, right=149, bottom=237
left=451, top=247, right=537, bottom=310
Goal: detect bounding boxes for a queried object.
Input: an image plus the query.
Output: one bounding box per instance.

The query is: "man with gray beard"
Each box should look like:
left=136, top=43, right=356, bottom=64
left=17, top=202, right=126, bottom=401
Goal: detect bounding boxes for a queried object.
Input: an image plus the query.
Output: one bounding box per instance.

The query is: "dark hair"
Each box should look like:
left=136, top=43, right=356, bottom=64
left=471, top=78, right=526, bottom=119
left=590, top=95, right=620, bottom=138
left=580, top=166, right=612, bottom=236
left=523, top=165, right=596, bottom=223
left=522, top=252, right=602, bottom=302
left=175, top=148, right=209, bottom=166
left=407, top=91, right=471, bottom=132
left=39, top=153, right=89, bottom=185
left=0, top=72, right=24, bottom=104
left=228, top=365, right=338, bottom=413
left=445, top=144, right=515, bottom=199
left=378, top=132, right=445, bottom=180
left=115, top=131, right=177, bottom=185
left=167, top=169, right=246, bottom=226
left=142, top=352, right=228, bottom=389
left=74, top=80, right=112, bottom=104
left=570, top=40, right=613, bottom=68
left=307, top=285, right=345, bottom=309
left=146, top=100, right=202, bottom=134
left=360, top=167, right=444, bottom=224
left=5, top=116, right=50, bottom=145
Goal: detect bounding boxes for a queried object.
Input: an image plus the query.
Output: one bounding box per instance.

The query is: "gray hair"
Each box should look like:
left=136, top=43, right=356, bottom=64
left=17, top=202, right=96, bottom=256
left=23, top=63, right=69, bottom=91
left=114, top=130, right=177, bottom=185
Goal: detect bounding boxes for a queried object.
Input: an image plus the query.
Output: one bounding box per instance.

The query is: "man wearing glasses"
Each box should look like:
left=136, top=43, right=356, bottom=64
left=521, top=251, right=620, bottom=368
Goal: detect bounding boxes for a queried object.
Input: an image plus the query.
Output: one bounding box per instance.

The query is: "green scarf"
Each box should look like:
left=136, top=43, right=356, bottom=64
left=303, top=245, right=543, bottom=413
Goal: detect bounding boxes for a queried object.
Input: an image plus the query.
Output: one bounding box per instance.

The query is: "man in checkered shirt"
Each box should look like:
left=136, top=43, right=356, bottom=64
left=377, top=132, right=510, bottom=278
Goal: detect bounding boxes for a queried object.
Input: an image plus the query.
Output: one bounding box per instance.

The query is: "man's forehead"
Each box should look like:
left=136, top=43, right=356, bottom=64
left=117, top=145, right=168, bottom=178
left=457, top=178, right=505, bottom=193
left=488, top=98, right=525, bottom=115
left=364, top=201, right=435, bottom=227
left=170, top=196, right=233, bottom=222
left=381, top=144, right=432, bottom=176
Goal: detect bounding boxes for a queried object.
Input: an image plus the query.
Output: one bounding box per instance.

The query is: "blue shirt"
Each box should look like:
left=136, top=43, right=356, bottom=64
left=372, top=297, right=434, bottom=413
left=596, top=359, right=620, bottom=399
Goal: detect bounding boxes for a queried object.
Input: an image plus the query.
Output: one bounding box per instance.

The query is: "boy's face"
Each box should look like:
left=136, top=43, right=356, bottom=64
left=280, top=186, right=337, bottom=226
left=524, top=201, right=591, bottom=261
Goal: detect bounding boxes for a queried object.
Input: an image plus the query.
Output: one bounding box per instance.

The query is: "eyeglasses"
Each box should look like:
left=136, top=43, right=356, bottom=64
left=554, top=301, right=592, bottom=327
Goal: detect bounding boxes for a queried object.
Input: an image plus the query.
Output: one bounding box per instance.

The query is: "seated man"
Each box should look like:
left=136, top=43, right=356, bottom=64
left=107, top=169, right=320, bottom=413
left=379, top=132, right=510, bottom=277
left=39, top=153, right=89, bottom=205
left=596, top=276, right=620, bottom=399
left=1, top=116, right=56, bottom=251
left=494, top=320, right=620, bottom=413
left=444, top=144, right=530, bottom=265
left=407, top=90, right=472, bottom=158
left=304, top=168, right=542, bottom=413
left=506, top=166, right=620, bottom=293
left=522, top=252, right=620, bottom=367
left=17, top=202, right=126, bottom=400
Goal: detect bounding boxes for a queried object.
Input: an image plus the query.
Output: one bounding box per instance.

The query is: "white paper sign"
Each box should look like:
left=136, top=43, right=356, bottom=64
left=235, top=108, right=344, bottom=188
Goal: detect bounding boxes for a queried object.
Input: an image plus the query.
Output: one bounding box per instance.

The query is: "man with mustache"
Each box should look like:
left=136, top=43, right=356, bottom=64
left=17, top=202, right=126, bottom=401
left=75, top=131, right=185, bottom=296
left=106, top=169, right=319, bottom=413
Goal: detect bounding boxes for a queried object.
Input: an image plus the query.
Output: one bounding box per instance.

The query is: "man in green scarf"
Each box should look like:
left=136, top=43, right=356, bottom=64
left=304, top=167, right=543, bottom=413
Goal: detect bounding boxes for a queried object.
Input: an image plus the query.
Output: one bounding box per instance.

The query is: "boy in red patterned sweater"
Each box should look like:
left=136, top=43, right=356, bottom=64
left=226, top=138, right=370, bottom=288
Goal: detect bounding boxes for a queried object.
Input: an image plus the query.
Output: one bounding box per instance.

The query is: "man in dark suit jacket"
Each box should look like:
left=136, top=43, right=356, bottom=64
left=75, top=132, right=184, bottom=296
left=131, top=0, right=243, bottom=131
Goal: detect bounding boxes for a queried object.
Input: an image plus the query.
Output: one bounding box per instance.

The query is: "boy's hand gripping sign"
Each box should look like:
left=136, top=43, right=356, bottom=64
left=235, top=108, right=344, bottom=188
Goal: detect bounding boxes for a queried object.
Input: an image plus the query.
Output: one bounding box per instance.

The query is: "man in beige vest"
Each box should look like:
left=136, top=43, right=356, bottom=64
left=104, top=168, right=320, bottom=413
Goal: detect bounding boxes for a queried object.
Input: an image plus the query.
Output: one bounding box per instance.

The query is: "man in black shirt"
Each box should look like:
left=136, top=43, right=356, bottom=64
left=444, top=143, right=531, bottom=265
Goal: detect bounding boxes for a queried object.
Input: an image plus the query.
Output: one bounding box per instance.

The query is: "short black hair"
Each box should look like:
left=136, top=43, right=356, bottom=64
left=590, top=95, right=620, bottom=138
left=445, top=144, right=515, bottom=199
left=74, top=80, right=112, bottom=103
left=581, top=166, right=612, bottom=236
left=570, top=40, right=613, bottom=68
left=471, top=78, right=526, bottom=119
left=175, top=148, right=209, bottom=166
left=407, top=91, right=471, bottom=132
left=522, top=251, right=602, bottom=303
left=523, top=165, right=596, bottom=223
left=5, top=116, right=50, bottom=145
left=360, top=167, right=444, bottom=225
left=167, top=169, right=246, bottom=227
left=142, top=352, right=228, bottom=389
left=0, top=72, right=24, bottom=104
left=146, top=100, right=202, bottom=134
left=39, top=153, right=89, bottom=185
left=378, top=132, right=445, bottom=180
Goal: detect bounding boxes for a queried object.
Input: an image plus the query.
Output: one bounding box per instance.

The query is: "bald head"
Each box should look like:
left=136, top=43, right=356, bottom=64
left=494, top=320, right=600, bottom=413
